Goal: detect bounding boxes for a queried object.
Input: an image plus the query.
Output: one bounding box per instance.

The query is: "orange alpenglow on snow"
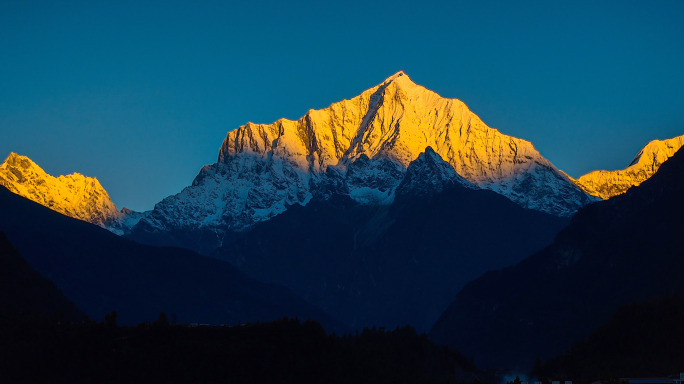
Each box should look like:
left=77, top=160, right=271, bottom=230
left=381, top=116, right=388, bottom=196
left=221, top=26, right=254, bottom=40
left=220, top=71, right=544, bottom=184
left=0, top=153, right=122, bottom=227
left=573, top=134, right=684, bottom=199
left=131, top=70, right=595, bottom=242
left=216, top=71, right=593, bottom=218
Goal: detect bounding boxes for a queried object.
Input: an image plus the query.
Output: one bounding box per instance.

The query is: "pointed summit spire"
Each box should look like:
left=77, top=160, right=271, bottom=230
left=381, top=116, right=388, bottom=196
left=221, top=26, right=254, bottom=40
left=3, top=152, right=39, bottom=170
left=382, top=70, right=411, bottom=84
left=5, top=152, right=21, bottom=162
left=388, top=70, right=406, bottom=79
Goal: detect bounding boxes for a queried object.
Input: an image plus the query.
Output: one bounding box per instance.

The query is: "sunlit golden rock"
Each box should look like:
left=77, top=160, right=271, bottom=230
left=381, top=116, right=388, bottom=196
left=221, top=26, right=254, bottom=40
left=217, top=71, right=590, bottom=216
left=221, top=71, right=539, bottom=182
left=0, top=153, right=122, bottom=226
left=574, top=134, right=684, bottom=199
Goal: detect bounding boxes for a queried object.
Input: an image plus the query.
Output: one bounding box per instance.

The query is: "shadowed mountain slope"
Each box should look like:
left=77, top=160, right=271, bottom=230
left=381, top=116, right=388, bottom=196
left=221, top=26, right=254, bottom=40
left=0, top=186, right=340, bottom=330
left=430, top=147, right=684, bottom=370
left=0, top=232, right=84, bottom=320
left=536, top=295, right=684, bottom=382
left=214, top=149, right=569, bottom=332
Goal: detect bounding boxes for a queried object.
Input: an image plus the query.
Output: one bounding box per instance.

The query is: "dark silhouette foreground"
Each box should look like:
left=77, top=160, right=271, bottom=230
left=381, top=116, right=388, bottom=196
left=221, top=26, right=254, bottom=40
left=0, top=314, right=476, bottom=384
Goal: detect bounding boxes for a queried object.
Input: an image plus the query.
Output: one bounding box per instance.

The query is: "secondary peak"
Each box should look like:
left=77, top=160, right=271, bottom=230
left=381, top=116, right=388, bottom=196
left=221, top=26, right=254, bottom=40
left=2, top=152, right=35, bottom=168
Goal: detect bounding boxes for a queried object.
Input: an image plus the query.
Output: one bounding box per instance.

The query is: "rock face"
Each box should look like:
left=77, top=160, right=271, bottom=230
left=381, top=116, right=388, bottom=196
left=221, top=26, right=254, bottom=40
left=0, top=153, right=122, bottom=227
left=574, top=134, right=684, bottom=199
left=129, top=71, right=592, bottom=251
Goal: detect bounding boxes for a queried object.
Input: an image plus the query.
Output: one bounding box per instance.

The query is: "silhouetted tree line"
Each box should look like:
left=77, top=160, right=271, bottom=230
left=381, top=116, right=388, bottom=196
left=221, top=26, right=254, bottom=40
left=532, top=295, right=684, bottom=383
left=0, top=311, right=478, bottom=384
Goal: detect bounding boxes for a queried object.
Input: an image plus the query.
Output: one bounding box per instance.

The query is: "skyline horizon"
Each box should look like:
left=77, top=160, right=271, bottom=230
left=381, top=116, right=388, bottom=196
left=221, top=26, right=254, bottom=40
left=2, top=71, right=682, bottom=213
left=3, top=1, right=682, bottom=211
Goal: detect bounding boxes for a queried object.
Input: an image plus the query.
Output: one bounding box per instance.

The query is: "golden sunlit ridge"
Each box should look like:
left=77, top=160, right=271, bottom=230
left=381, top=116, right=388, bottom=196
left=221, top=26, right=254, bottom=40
left=0, top=153, right=121, bottom=226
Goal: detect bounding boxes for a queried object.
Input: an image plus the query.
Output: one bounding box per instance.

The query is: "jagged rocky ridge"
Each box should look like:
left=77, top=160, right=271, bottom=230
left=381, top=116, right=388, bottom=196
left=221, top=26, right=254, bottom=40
left=573, top=134, right=684, bottom=199
left=394, top=147, right=476, bottom=197
left=0, top=153, right=123, bottom=227
left=126, top=72, right=593, bottom=252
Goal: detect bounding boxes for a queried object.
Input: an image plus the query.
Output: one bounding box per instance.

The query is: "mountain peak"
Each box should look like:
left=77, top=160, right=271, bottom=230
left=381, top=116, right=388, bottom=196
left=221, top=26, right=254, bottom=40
left=142, top=72, right=593, bottom=244
left=629, top=134, right=684, bottom=168
left=414, top=146, right=448, bottom=168
left=396, top=147, right=475, bottom=198
left=208, top=72, right=591, bottom=226
left=379, top=70, right=421, bottom=92
left=574, top=133, right=684, bottom=199
left=419, top=146, right=439, bottom=160
left=3, top=152, right=39, bottom=171
left=383, top=70, right=408, bottom=82
left=0, top=153, right=121, bottom=227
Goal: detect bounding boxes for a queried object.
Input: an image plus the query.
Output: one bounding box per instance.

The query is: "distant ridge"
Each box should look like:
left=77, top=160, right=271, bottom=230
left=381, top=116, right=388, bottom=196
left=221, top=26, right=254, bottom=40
left=0, top=153, right=122, bottom=227
left=573, top=134, right=684, bottom=199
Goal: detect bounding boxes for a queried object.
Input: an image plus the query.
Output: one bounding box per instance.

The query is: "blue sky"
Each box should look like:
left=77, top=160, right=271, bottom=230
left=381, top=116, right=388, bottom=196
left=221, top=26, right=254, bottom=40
left=1, top=0, right=683, bottom=211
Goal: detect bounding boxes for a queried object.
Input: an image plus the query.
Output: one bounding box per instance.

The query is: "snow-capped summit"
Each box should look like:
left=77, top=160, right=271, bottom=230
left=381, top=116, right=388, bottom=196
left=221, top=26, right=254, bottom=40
left=220, top=71, right=591, bottom=209
left=386, top=70, right=407, bottom=80
left=573, top=134, right=684, bottom=199
left=128, top=72, right=595, bottom=250
left=0, top=153, right=122, bottom=227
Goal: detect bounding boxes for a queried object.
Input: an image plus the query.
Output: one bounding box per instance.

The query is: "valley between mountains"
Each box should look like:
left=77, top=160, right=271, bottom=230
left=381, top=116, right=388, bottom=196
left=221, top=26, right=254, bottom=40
left=2, top=71, right=683, bottom=373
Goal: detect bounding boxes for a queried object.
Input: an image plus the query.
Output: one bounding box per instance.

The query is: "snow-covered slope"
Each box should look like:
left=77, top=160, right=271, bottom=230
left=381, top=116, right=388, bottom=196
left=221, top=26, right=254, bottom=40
left=573, top=134, right=684, bottom=199
left=131, top=72, right=594, bottom=245
left=0, top=153, right=122, bottom=227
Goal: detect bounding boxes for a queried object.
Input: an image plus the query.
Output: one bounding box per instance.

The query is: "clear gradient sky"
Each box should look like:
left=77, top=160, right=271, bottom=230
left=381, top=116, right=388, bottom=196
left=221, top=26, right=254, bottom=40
left=1, top=0, right=683, bottom=211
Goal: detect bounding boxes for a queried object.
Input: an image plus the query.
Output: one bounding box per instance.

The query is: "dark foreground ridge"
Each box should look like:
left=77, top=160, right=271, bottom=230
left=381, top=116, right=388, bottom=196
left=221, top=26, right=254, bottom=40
left=0, top=232, right=84, bottom=321
left=0, top=314, right=477, bottom=384
left=534, top=295, right=684, bottom=383
left=430, top=146, right=684, bottom=370
left=0, top=185, right=340, bottom=330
